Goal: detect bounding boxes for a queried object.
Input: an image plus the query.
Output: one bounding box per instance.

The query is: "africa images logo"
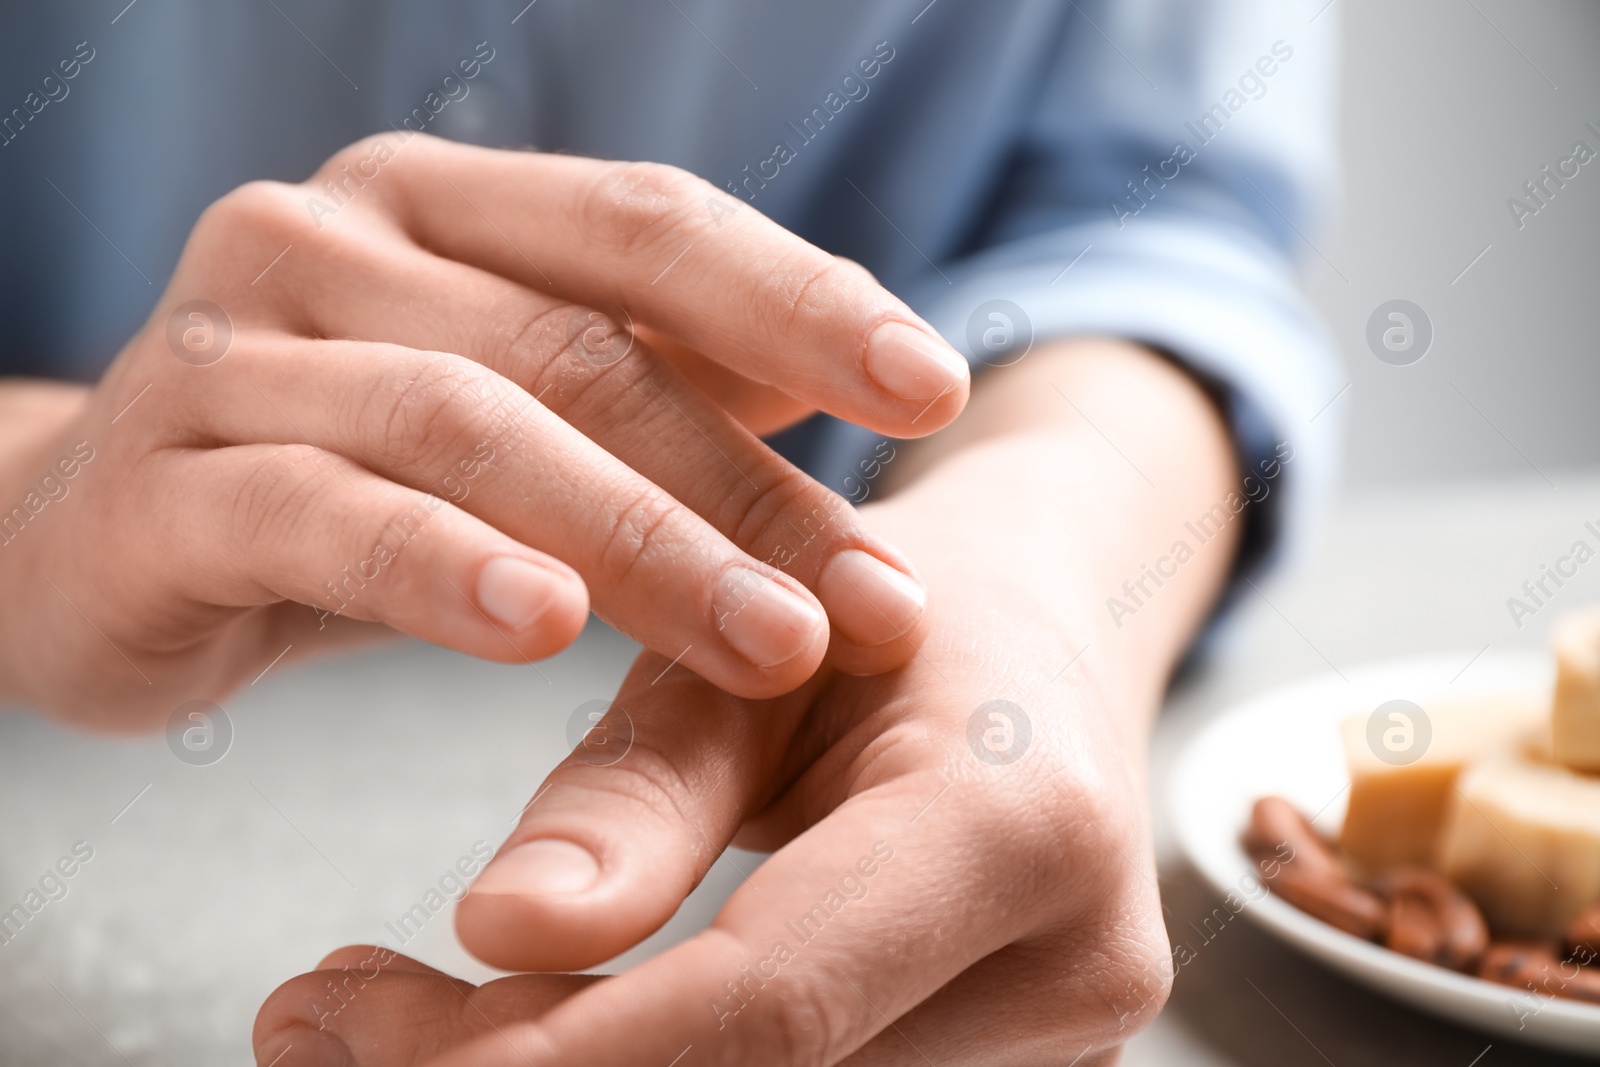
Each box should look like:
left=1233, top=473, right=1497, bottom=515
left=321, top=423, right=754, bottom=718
left=966, top=700, right=1032, bottom=765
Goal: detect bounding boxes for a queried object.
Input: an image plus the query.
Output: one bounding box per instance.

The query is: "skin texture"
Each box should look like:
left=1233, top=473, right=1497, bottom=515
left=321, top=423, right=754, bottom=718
left=0, top=136, right=971, bottom=727
left=252, top=336, right=1243, bottom=1066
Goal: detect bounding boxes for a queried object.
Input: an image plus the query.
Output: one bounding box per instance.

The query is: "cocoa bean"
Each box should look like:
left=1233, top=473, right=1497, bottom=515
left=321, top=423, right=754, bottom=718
left=1372, top=867, right=1488, bottom=972
left=1244, top=796, right=1384, bottom=940
left=1563, top=904, right=1600, bottom=965
left=1479, top=940, right=1600, bottom=1004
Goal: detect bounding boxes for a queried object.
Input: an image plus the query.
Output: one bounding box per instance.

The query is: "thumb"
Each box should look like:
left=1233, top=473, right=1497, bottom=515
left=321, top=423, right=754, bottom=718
left=455, top=652, right=817, bottom=971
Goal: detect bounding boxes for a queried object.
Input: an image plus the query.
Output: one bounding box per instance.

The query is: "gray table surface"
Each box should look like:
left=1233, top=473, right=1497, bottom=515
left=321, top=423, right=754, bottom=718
left=3, top=472, right=1599, bottom=1065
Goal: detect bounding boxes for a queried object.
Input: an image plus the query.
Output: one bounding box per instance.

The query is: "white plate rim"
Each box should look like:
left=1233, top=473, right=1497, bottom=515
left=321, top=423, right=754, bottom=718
left=1168, top=650, right=1600, bottom=1053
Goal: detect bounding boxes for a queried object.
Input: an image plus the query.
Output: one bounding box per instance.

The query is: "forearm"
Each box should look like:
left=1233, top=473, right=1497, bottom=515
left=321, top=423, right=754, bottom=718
left=0, top=379, right=90, bottom=462
left=0, top=380, right=94, bottom=705
left=869, top=337, right=1241, bottom=738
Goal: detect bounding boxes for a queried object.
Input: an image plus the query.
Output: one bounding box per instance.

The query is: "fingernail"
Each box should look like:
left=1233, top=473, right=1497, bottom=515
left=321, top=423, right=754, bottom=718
left=477, top=556, right=560, bottom=632
left=816, top=549, right=926, bottom=647
left=713, top=567, right=822, bottom=668
left=864, top=321, right=969, bottom=402
left=258, top=1027, right=352, bottom=1067
left=470, top=839, right=601, bottom=897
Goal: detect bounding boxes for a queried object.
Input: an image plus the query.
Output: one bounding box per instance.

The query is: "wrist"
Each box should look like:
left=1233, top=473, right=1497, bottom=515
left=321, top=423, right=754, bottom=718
left=0, top=380, right=93, bottom=707
left=0, top=379, right=92, bottom=459
left=866, top=337, right=1242, bottom=733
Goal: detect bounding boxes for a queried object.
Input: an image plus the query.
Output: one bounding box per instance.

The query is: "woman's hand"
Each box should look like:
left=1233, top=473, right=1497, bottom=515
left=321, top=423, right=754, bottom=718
left=253, top=339, right=1246, bottom=1066
left=0, top=133, right=969, bottom=726
left=255, top=538, right=1171, bottom=1067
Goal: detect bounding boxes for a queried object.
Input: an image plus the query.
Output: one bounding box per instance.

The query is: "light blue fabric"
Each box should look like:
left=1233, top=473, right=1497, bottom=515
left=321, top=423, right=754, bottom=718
left=0, top=0, right=1342, bottom=583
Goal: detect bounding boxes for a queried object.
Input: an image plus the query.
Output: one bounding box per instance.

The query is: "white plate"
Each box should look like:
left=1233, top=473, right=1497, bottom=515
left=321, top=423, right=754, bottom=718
left=1169, top=651, right=1600, bottom=1055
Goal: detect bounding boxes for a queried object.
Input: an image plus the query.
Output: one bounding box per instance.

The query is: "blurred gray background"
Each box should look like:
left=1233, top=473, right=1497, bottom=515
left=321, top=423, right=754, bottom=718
left=1312, top=0, right=1600, bottom=492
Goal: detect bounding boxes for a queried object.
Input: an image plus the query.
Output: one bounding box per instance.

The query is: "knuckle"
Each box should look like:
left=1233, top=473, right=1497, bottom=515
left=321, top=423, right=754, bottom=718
left=594, top=482, right=683, bottom=586
left=530, top=332, right=650, bottom=422
left=364, top=353, right=498, bottom=471
left=350, top=500, right=448, bottom=598
left=492, top=298, right=656, bottom=427
left=582, top=160, right=711, bottom=258
left=568, top=737, right=700, bottom=831
left=314, top=137, right=380, bottom=181
left=229, top=445, right=342, bottom=548
left=198, top=180, right=315, bottom=246
left=313, top=132, right=418, bottom=186
left=762, top=983, right=837, bottom=1067
left=1045, top=776, right=1136, bottom=888
left=1093, top=936, right=1173, bottom=1038
left=763, top=253, right=885, bottom=352
left=495, top=299, right=596, bottom=390
left=299, top=133, right=417, bottom=233
left=994, top=811, right=1086, bottom=910
left=768, top=251, right=845, bottom=338
left=726, top=468, right=850, bottom=569
left=1022, top=889, right=1172, bottom=1042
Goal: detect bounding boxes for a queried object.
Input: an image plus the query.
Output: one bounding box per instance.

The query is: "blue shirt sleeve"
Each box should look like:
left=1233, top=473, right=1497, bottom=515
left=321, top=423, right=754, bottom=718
left=777, top=0, right=1345, bottom=622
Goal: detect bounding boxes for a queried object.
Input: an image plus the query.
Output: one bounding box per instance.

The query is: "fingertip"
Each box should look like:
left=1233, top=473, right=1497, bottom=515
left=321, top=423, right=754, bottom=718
left=458, top=788, right=713, bottom=971
left=254, top=1026, right=352, bottom=1067
left=897, top=376, right=970, bottom=436
left=313, top=944, right=378, bottom=972
left=699, top=568, right=829, bottom=697
left=475, top=555, right=580, bottom=633
left=312, top=944, right=437, bottom=976
left=458, top=835, right=618, bottom=971
left=253, top=975, right=346, bottom=1064
left=470, top=839, right=601, bottom=897
left=473, top=554, right=591, bottom=661
left=870, top=319, right=966, bottom=415
left=826, top=617, right=928, bottom=676
left=456, top=849, right=649, bottom=973
left=847, top=379, right=970, bottom=441
left=815, top=549, right=925, bottom=650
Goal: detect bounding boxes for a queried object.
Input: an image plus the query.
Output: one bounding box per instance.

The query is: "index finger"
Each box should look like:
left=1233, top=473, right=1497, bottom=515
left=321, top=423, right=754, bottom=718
left=357, top=135, right=970, bottom=438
